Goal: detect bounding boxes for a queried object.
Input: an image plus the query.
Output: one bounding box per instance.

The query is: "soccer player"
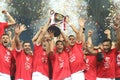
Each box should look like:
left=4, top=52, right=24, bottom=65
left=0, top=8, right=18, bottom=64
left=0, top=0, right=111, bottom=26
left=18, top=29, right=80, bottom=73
left=96, top=39, right=116, bottom=80
left=86, top=29, right=117, bottom=80
left=48, top=30, right=71, bottom=80
left=114, top=24, right=120, bottom=80
left=66, top=17, right=86, bottom=80
left=32, top=19, right=50, bottom=80
left=0, top=33, right=13, bottom=80
left=14, top=25, right=33, bottom=80
left=84, top=30, right=97, bottom=80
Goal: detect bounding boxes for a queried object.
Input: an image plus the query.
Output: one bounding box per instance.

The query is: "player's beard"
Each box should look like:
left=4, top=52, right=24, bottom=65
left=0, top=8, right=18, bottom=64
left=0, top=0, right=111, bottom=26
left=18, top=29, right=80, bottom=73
left=2, top=41, right=9, bottom=47
left=57, top=48, right=63, bottom=53
left=24, top=48, right=32, bottom=55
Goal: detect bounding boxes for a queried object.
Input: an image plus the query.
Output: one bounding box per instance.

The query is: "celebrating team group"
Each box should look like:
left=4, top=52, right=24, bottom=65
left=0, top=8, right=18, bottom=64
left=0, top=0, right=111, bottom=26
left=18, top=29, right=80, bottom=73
left=0, top=10, right=120, bottom=80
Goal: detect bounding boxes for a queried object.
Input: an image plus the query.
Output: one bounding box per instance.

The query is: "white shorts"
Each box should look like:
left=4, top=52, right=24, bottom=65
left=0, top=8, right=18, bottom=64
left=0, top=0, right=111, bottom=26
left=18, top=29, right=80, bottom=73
left=0, top=72, right=10, bottom=80
left=32, top=72, right=49, bottom=80
left=64, top=77, right=72, bottom=80
left=96, top=78, right=115, bottom=80
left=71, top=70, right=85, bottom=80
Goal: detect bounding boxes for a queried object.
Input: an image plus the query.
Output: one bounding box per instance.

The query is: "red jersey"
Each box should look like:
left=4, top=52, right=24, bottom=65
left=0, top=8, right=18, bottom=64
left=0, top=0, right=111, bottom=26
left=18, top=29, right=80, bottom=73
left=85, top=55, right=97, bottom=80
left=33, top=44, right=49, bottom=77
left=50, top=50, right=71, bottom=80
left=0, top=22, right=8, bottom=38
left=97, top=48, right=117, bottom=78
left=115, top=50, right=120, bottom=78
left=10, top=51, right=16, bottom=77
left=0, top=43, right=12, bottom=75
left=13, top=50, right=33, bottom=80
left=69, top=42, right=86, bottom=73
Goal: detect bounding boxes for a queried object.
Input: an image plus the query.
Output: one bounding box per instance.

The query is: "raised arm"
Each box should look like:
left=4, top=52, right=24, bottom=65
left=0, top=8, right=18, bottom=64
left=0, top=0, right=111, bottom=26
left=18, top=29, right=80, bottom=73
left=60, top=31, right=69, bottom=47
left=7, top=30, right=12, bottom=44
left=32, top=27, right=43, bottom=43
left=36, top=19, right=50, bottom=44
left=2, top=10, right=16, bottom=26
left=104, top=29, right=111, bottom=39
left=85, top=32, right=103, bottom=61
left=66, top=17, right=79, bottom=34
left=14, top=24, right=26, bottom=50
left=85, top=30, right=98, bottom=55
left=7, top=30, right=15, bottom=50
left=48, top=38, right=54, bottom=56
left=47, top=30, right=55, bottom=55
left=114, top=25, right=120, bottom=50
left=104, top=29, right=116, bottom=49
left=78, top=18, right=86, bottom=43
left=87, top=30, right=93, bottom=47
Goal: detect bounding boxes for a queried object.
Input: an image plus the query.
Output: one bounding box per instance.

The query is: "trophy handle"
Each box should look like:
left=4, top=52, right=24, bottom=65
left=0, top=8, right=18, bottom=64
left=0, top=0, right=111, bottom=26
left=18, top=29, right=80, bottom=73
left=66, top=15, right=69, bottom=18
left=50, top=10, right=55, bottom=15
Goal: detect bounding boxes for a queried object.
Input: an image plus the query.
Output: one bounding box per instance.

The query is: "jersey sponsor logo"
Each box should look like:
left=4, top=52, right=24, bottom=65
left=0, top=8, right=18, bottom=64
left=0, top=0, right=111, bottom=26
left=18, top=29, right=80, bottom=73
left=41, top=52, right=48, bottom=63
left=25, top=57, right=31, bottom=70
left=42, top=57, right=48, bottom=63
left=58, top=56, right=64, bottom=68
left=86, top=58, right=89, bottom=70
left=104, top=57, right=110, bottom=68
left=69, top=53, right=76, bottom=62
left=117, top=54, right=120, bottom=66
left=4, top=50, right=11, bottom=62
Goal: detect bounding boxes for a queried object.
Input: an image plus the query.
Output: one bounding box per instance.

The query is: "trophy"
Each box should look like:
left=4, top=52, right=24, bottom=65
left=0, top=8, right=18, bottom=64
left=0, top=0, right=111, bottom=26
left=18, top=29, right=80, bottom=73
left=48, top=10, right=66, bottom=37
left=54, top=13, right=65, bottom=23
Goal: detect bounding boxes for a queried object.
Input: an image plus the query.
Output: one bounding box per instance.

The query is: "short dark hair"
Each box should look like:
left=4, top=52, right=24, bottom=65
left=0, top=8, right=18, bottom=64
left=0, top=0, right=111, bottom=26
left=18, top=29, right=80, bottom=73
left=22, top=41, right=31, bottom=46
left=68, top=35, right=75, bottom=39
left=56, top=40, right=64, bottom=46
left=102, top=39, right=112, bottom=45
left=2, top=34, right=9, bottom=37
